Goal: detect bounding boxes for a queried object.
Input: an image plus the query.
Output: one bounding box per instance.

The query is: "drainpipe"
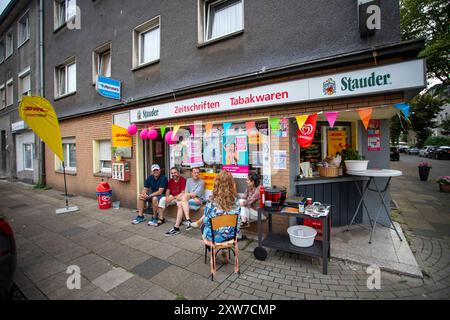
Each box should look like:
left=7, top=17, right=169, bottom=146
left=38, top=0, right=46, bottom=185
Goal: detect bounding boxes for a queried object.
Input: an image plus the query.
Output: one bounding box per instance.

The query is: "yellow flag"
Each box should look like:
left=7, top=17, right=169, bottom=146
left=112, top=124, right=132, bottom=147
left=172, top=125, right=180, bottom=137
left=296, top=115, right=309, bottom=130
left=19, top=96, right=64, bottom=161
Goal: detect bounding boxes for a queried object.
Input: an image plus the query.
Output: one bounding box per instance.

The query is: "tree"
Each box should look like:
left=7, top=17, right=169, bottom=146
left=390, top=114, right=409, bottom=145
left=409, top=93, right=444, bottom=147
left=400, top=0, right=450, bottom=84
left=440, top=118, right=450, bottom=136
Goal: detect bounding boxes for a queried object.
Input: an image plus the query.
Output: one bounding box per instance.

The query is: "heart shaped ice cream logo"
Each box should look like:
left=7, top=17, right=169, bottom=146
left=300, top=124, right=313, bottom=136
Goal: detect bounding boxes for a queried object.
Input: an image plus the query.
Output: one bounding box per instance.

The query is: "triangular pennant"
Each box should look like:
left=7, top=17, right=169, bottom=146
left=324, top=112, right=339, bottom=128
left=295, top=115, right=308, bottom=130
left=205, top=123, right=213, bottom=137
left=160, top=125, right=167, bottom=138
left=357, top=108, right=373, bottom=130
left=189, top=124, right=195, bottom=136
left=223, top=122, right=232, bottom=135
left=296, top=114, right=317, bottom=148
left=269, top=118, right=281, bottom=131
left=245, top=121, right=255, bottom=133
left=172, top=125, right=180, bottom=137
left=394, top=103, right=410, bottom=121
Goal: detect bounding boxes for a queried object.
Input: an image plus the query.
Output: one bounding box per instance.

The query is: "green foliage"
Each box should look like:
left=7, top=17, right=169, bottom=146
left=410, top=93, right=444, bottom=147
left=440, top=118, right=450, bottom=136
left=390, top=115, right=410, bottom=145
left=424, top=135, right=450, bottom=146
left=400, top=0, right=450, bottom=83
left=340, top=149, right=364, bottom=161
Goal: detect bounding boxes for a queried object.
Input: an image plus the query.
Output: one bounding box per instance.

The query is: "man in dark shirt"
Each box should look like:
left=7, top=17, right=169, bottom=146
left=132, top=164, right=168, bottom=225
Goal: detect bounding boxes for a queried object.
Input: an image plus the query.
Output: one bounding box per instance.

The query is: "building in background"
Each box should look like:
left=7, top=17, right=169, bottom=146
left=0, top=0, right=43, bottom=184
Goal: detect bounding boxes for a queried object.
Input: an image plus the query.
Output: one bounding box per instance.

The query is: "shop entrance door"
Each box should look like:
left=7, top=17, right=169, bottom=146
left=146, top=133, right=166, bottom=177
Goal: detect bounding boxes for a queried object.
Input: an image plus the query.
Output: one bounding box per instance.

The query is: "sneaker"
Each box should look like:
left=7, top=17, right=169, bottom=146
left=131, top=215, right=146, bottom=225
left=165, top=227, right=180, bottom=237
left=148, top=216, right=158, bottom=226
left=191, top=221, right=200, bottom=229
left=182, top=219, right=192, bottom=227
left=185, top=220, right=192, bottom=231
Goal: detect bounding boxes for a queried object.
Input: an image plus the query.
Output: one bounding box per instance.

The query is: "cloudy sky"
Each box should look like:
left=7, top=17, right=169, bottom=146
left=0, top=0, right=12, bottom=15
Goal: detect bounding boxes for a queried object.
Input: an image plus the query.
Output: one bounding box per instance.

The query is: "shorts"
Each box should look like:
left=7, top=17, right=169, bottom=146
left=188, top=198, right=202, bottom=211
left=147, top=194, right=163, bottom=203
left=158, top=196, right=177, bottom=209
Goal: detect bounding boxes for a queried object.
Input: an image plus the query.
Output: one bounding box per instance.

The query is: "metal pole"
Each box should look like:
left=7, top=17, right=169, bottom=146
left=62, top=161, right=69, bottom=208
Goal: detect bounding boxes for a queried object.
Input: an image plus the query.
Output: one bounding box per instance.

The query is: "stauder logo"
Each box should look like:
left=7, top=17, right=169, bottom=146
left=323, top=78, right=336, bottom=96
left=341, top=72, right=392, bottom=92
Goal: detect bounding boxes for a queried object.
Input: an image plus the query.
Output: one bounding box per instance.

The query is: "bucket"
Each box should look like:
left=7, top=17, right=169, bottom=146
left=344, top=160, right=369, bottom=171
left=112, top=201, right=120, bottom=209
left=287, top=225, right=317, bottom=247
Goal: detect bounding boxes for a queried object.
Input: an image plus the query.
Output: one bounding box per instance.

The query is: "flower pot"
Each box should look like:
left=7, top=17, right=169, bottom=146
left=439, top=184, right=450, bottom=193
left=418, top=166, right=431, bottom=181
left=344, top=160, right=369, bottom=171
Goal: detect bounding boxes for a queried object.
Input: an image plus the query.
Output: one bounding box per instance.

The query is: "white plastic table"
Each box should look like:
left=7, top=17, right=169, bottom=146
left=346, top=169, right=403, bottom=244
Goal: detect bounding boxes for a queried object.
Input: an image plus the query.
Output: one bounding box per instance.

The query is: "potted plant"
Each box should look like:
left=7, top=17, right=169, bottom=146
left=111, top=147, right=123, bottom=161
left=341, top=148, right=369, bottom=172
left=418, top=162, right=432, bottom=181
left=436, top=176, right=450, bottom=193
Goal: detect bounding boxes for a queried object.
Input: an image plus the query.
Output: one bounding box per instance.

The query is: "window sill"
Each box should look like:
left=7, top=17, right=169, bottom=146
left=54, top=91, right=76, bottom=101
left=5, top=53, right=13, bottom=61
left=17, top=38, right=29, bottom=49
left=55, top=170, right=77, bottom=176
left=131, top=59, right=160, bottom=72
left=197, top=30, right=244, bottom=48
left=53, top=22, right=67, bottom=34
left=94, top=172, right=112, bottom=178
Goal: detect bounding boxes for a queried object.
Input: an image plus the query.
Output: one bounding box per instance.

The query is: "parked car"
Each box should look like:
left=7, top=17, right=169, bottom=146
left=407, top=147, right=420, bottom=155
left=390, top=146, right=400, bottom=161
left=419, top=146, right=436, bottom=157
left=429, top=146, right=450, bottom=160
left=398, top=145, right=410, bottom=153
left=0, top=216, right=16, bottom=300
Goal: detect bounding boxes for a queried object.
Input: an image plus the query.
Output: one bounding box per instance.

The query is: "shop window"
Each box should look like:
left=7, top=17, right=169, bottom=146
left=5, top=30, right=13, bottom=58
left=6, top=79, right=13, bottom=107
left=23, top=143, right=33, bottom=170
left=169, top=120, right=269, bottom=193
left=55, top=58, right=76, bottom=98
left=112, top=112, right=132, bottom=158
left=0, top=85, right=5, bottom=109
left=93, top=43, right=111, bottom=84
left=93, top=140, right=112, bottom=174
left=55, top=138, right=76, bottom=172
left=18, top=67, right=31, bottom=101
left=200, top=0, right=244, bottom=43
left=132, top=16, right=160, bottom=69
left=54, top=0, right=76, bottom=30
left=18, top=12, right=30, bottom=48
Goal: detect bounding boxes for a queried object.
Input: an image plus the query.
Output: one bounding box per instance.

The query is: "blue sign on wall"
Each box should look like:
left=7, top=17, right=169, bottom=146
left=97, top=76, right=121, bottom=100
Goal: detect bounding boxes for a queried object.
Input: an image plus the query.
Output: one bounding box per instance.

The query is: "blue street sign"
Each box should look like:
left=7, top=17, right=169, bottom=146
left=97, top=76, right=121, bottom=100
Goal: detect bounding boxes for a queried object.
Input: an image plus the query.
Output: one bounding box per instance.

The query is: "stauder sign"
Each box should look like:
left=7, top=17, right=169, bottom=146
left=130, top=59, right=426, bottom=123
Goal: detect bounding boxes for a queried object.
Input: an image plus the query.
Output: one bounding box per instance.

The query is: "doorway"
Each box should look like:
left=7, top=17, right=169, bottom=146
left=145, top=130, right=167, bottom=178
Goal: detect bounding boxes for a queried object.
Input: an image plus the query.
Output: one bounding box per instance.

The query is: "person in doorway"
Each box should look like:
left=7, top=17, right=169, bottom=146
left=239, top=173, right=262, bottom=228
left=132, top=164, right=168, bottom=225
left=150, top=167, right=186, bottom=226
left=165, top=167, right=205, bottom=236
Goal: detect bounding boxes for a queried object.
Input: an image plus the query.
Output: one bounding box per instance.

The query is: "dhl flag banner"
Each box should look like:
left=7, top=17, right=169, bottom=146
left=19, top=96, right=64, bottom=161
left=112, top=124, right=132, bottom=147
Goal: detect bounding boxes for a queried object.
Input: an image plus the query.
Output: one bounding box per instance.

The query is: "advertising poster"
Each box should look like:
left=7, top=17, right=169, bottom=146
left=203, top=128, right=222, bottom=165
left=222, top=135, right=249, bottom=178
left=189, top=136, right=204, bottom=168
left=327, top=130, right=347, bottom=157
left=367, top=119, right=381, bottom=151
left=275, top=118, right=288, bottom=138
left=273, top=150, right=287, bottom=170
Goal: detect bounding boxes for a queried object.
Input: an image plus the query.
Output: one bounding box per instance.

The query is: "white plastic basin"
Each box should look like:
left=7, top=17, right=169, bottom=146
left=344, top=160, right=369, bottom=171
left=287, top=225, right=317, bottom=247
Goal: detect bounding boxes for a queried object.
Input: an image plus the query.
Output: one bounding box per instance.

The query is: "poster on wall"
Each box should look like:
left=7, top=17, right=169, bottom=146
left=203, top=128, right=222, bottom=165
left=189, top=136, right=204, bottom=168
left=327, top=130, right=347, bottom=157
left=275, top=118, right=288, bottom=138
left=273, top=150, right=287, bottom=170
left=367, top=119, right=381, bottom=151
left=222, top=135, right=249, bottom=178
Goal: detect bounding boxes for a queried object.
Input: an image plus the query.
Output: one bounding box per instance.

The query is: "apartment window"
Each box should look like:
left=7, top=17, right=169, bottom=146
left=23, top=143, right=33, bottom=170
left=55, top=58, right=76, bottom=97
left=18, top=67, right=31, bottom=101
left=5, top=31, right=13, bottom=58
left=204, top=0, right=243, bottom=41
left=133, top=17, right=160, bottom=69
left=6, top=79, right=13, bottom=106
left=0, top=40, right=4, bottom=63
left=93, top=43, right=111, bottom=83
left=99, top=140, right=112, bottom=173
left=60, top=138, right=76, bottom=171
left=54, top=0, right=76, bottom=29
left=18, top=13, right=30, bottom=47
left=0, top=85, right=5, bottom=109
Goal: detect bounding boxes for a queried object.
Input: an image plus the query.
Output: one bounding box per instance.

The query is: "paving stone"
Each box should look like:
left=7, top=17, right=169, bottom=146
left=92, top=267, right=134, bottom=292
left=131, top=257, right=171, bottom=280
left=46, top=276, right=98, bottom=300
left=150, top=265, right=193, bottom=291
left=253, top=289, right=272, bottom=299
left=21, top=256, right=67, bottom=283
left=108, top=276, right=154, bottom=300
left=237, top=285, right=255, bottom=295
left=61, top=226, right=88, bottom=238
left=81, top=287, right=115, bottom=300
left=166, top=250, right=203, bottom=268
left=100, top=244, right=151, bottom=270
left=173, top=272, right=219, bottom=300
left=138, top=284, right=177, bottom=300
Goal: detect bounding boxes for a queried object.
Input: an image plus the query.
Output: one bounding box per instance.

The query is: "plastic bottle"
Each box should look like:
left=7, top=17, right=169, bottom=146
left=259, top=185, right=265, bottom=208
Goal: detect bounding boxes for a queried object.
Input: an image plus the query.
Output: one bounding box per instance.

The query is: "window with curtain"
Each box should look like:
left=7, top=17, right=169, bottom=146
left=23, top=143, right=33, bottom=170
left=5, top=31, right=13, bottom=57
left=99, top=50, right=111, bottom=78
left=61, top=142, right=76, bottom=170
left=19, top=69, right=31, bottom=101
left=140, top=26, right=160, bottom=65
left=18, top=13, right=30, bottom=46
left=6, top=80, right=13, bottom=106
left=54, top=0, right=66, bottom=29
left=99, top=140, right=112, bottom=173
left=0, top=40, right=5, bottom=63
left=206, top=0, right=243, bottom=41
left=66, top=0, right=77, bottom=21
left=56, top=60, right=76, bottom=97
left=0, top=86, right=5, bottom=109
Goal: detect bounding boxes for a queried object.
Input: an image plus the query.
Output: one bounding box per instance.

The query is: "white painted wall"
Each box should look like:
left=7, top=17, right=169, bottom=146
left=15, top=130, right=34, bottom=173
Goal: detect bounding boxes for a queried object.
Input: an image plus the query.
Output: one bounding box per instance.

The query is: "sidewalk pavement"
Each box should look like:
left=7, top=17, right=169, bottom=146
left=1, top=179, right=449, bottom=300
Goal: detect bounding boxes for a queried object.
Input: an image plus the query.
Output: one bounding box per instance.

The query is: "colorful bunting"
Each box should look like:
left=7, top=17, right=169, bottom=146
left=296, top=114, right=317, bottom=148
left=245, top=121, right=255, bottom=133
left=324, top=112, right=339, bottom=128
left=160, top=125, right=167, bottom=138
left=223, top=122, right=232, bottom=135
left=357, top=108, right=373, bottom=130
left=205, top=123, right=213, bottom=137
left=394, top=102, right=410, bottom=121
left=269, top=118, right=281, bottom=131
left=295, top=115, right=309, bottom=130
left=172, top=125, right=180, bottom=137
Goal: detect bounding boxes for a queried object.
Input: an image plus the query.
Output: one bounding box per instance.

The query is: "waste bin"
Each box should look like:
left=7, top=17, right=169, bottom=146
left=96, top=182, right=112, bottom=209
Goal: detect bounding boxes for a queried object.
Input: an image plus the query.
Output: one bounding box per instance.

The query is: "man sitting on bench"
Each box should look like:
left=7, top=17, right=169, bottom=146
left=165, top=167, right=205, bottom=236
left=149, top=166, right=186, bottom=227
left=132, top=164, right=168, bottom=225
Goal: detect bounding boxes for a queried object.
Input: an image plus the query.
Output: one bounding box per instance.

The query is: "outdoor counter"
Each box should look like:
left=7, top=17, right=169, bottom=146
left=294, top=175, right=368, bottom=227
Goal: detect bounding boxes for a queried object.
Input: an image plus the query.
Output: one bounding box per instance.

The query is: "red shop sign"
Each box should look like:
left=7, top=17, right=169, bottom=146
left=296, top=114, right=317, bottom=148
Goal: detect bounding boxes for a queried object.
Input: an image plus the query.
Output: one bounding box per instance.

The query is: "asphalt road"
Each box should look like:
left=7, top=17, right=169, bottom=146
left=393, top=153, right=450, bottom=181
